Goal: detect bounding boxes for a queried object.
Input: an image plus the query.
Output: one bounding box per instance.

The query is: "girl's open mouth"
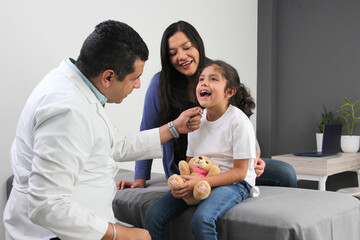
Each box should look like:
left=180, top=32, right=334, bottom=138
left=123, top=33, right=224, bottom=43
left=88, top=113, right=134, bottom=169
left=199, top=90, right=211, bottom=97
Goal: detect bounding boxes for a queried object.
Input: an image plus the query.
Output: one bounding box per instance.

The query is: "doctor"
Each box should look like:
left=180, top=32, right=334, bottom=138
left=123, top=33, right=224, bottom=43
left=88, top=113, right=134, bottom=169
left=3, top=20, right=202, bottom=240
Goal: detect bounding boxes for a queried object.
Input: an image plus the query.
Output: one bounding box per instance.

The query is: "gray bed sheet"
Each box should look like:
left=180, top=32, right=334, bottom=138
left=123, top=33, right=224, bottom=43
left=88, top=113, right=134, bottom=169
left=113, top=169, right=360, bottom=240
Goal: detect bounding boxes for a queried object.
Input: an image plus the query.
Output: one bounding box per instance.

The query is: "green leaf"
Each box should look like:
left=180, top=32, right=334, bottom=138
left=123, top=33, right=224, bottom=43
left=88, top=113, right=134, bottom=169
left=337, top=97, right=360, bottom=135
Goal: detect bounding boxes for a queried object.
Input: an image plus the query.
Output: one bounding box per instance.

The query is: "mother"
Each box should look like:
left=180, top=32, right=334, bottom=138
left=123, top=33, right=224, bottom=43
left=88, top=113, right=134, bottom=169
left=117, top=20, right=296, bottom=189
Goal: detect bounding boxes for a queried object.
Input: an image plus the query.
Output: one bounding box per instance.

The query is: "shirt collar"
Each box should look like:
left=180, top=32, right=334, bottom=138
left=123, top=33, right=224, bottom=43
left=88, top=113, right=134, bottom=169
left=65, top=58, right=108, bottom=106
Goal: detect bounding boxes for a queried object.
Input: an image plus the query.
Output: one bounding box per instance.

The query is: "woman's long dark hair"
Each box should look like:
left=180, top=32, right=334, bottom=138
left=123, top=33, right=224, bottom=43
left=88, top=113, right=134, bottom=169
left=197, top=60, right=256, bottom=118
left=158, top=21, right=207, bottom=162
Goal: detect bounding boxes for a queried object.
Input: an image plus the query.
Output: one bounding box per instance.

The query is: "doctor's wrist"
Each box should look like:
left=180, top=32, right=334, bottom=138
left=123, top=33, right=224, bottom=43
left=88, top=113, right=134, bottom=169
left=111, top=223, right=116, bottom=240
left=102, top=223, right=117, bottom=240
left=168, top=121, right=179, bottom=138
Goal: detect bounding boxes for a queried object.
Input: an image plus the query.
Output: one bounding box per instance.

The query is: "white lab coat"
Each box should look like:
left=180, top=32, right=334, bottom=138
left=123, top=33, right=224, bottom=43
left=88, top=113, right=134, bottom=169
left=3, top=60, right=163, bottom=240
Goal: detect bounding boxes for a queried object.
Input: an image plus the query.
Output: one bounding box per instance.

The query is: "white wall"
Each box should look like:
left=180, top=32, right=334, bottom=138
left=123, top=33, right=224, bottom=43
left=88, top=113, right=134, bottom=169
left=0, top=0, right=257, bottom=238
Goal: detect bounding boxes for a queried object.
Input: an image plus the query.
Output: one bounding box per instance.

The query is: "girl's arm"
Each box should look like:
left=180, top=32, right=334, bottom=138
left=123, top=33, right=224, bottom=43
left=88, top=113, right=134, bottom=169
left=171, top=159, right=248, bottom=199
left=205, top=159, right=248, bottom=187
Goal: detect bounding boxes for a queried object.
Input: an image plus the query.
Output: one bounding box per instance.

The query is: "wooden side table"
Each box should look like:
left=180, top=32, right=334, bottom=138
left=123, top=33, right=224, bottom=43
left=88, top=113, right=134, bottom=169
left=272, top=152, right=360, bottom=192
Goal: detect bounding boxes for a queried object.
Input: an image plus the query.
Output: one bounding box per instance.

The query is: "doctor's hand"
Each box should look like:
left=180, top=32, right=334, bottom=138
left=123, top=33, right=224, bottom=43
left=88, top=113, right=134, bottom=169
left=117, top=226, right=151, bottom=240
left=159, top=106, right=203, bottom=144
left=173, top=106, right=203, bottom=134
left=116, top=179, right=146, bottom=190
left=102, top=223, right=151, bottom=240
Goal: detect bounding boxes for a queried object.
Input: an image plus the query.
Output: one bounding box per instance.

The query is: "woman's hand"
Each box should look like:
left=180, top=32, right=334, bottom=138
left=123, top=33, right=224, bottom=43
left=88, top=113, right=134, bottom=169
left=254, top=157, right=266, bottom=177
left=116, top=179, right=146, bottom=190
left=171, top=175, right=201, bottom=199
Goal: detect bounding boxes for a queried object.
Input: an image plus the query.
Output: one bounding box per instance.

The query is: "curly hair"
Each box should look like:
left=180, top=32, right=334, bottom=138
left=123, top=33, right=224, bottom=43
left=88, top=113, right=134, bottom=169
left=197, top=60, right=256, bottom=117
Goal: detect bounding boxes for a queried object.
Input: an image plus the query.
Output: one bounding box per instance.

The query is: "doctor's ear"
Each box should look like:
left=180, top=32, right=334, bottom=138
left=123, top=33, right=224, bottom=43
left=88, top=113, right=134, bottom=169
left=101, top=70, right=115, bottom=88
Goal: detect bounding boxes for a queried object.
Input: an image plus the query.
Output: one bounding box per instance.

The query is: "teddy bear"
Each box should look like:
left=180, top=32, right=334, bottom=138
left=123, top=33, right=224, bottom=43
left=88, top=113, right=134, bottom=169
left=167, top=155, right=220, bottom=205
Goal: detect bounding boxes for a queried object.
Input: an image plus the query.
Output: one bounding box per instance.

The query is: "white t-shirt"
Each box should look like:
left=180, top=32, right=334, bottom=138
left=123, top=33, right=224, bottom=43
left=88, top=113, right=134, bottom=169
left=187, top=105, right=259, bottom=197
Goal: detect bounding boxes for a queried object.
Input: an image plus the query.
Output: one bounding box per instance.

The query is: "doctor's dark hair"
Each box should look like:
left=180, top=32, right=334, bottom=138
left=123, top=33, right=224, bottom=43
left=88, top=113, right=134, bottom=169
left=76, top=20, right=148, bottom=81
left=197, top=60, right=256, bottom=118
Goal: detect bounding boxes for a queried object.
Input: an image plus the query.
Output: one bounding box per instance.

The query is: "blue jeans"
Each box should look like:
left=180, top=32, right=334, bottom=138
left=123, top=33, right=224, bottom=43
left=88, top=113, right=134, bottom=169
left=256, top=158, right=297, bottom=187
left=144, top=181, right=251, bottom=240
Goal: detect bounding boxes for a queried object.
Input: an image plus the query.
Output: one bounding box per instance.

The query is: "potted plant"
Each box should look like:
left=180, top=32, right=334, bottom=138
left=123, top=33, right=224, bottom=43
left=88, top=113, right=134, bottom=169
left=317, top=105, right=337, bottom=152
left=337, top=97, right=360, bottom=152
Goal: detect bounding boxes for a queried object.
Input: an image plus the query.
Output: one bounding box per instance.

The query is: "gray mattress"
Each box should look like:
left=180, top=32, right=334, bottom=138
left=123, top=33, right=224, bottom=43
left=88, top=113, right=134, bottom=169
left=113, top=169, right=360, bottom=240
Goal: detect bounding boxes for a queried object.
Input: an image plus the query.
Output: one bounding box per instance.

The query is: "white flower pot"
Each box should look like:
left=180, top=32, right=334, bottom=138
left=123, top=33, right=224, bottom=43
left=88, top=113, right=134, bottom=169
left=340, top=135, right=360, bottom=153
left=316, top=133, right=323, bottom=152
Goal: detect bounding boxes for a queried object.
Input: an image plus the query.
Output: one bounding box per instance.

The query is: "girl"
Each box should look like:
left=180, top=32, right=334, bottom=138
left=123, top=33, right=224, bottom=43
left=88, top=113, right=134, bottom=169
left=144, top=60, right=259, bottom=240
